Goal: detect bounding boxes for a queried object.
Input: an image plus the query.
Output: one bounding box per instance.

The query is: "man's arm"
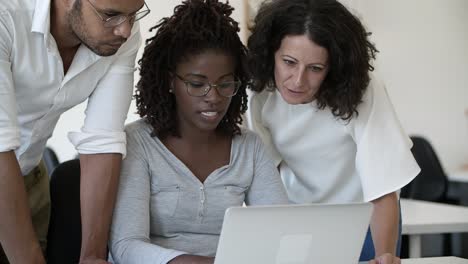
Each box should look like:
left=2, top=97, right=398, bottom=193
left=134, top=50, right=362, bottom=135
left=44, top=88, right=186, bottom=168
left=79, top=153, right=122, bottom=263
left=70, top=22, right=141, bottom=264
left=0, top=151, right=45, bottom=264
left=0, top=12, right=45, bottom=264
left=169, top=255, right=214, bottom=264
left=369, top=191, right=400, bottom=264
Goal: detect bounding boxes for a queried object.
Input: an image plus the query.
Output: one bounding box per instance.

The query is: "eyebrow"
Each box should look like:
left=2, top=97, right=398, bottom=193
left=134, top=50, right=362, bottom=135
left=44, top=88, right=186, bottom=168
left=282, top=55, right=327, bottom=67
left=97, top=2, right=145, bottom=15
left=185, top=72, right=235, bottom=80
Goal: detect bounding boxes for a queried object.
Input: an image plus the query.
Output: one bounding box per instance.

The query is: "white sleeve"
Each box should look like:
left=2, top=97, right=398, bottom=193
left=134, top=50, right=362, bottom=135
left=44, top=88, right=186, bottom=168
left=246, top=90, right=282, bottom=167
left=68, top=23, right=142, bottom=158
left=348, top=77, right=420, bottom=201
left=0, top=13, right=20, bottom=152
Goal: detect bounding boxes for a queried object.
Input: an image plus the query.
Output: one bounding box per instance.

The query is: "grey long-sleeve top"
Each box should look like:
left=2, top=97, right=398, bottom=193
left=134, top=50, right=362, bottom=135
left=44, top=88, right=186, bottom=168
left=109, top=119, right=288, bottom=264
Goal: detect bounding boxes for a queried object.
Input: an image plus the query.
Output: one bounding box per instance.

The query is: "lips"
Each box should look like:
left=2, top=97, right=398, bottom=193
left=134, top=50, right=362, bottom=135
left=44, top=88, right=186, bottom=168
left=201, top=111, right=218, bottom=117
left=286, top=87, right=304, bottom=94
left=109, top=39, right=126, bottom=47
left=199, top=109, right=225, bottom=122
left=110, top=42, right=124, bottom=47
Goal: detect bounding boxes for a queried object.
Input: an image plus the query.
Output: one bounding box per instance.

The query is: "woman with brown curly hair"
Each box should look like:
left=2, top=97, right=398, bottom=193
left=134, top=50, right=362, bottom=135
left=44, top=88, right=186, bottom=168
left=246, top=0, right=420, bottom=263
left=108, top=1, right=288, bottom=263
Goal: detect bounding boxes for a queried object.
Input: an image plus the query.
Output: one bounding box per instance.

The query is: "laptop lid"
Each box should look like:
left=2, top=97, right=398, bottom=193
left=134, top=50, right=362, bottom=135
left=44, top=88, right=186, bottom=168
left=214, top=203, right=373, bottom=264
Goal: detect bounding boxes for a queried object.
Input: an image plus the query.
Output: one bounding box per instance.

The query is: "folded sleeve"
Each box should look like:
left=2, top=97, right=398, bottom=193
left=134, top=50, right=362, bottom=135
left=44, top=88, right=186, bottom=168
left=68, top=23, right=142, bottom=158
left=0, top=13, right=20, bottom=152
left=349, top=76, right=420, bottom=202
left=109, top=127, right=186, bottom=264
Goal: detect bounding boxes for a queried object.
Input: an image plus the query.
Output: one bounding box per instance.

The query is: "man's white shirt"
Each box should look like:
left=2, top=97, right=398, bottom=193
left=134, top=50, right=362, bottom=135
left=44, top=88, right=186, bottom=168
left=0, top=0, right=142, bottom=175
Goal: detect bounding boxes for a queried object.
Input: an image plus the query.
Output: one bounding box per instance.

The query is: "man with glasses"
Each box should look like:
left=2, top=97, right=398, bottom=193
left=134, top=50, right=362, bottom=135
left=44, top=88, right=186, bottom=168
left=0, top=0, right=149, bottom=263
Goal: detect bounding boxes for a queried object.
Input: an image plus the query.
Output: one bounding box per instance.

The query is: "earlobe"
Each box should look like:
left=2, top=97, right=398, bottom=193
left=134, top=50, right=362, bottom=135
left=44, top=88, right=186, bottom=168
left=169, top=81, right=175, bottom=94
left=168, top=73, right=175, bottom=93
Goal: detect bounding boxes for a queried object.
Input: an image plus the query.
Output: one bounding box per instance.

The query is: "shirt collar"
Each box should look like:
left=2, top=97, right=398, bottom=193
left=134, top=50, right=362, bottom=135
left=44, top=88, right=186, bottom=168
left=31, top=0, right=51, bottom=36
left=30, top=0, right=102, bottom=63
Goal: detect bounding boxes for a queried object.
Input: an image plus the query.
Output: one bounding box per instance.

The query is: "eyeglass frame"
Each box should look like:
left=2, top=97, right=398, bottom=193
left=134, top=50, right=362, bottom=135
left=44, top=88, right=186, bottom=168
left=174, top=73, right=242, bottom=98
left=85, top=0, right=151, bottom=28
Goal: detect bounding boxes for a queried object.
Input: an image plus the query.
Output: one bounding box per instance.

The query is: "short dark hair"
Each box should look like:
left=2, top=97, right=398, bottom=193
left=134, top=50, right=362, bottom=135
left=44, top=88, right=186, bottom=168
left=247, top=0, right=378, bottom=120
left=135, top=0, right=249, bottom=138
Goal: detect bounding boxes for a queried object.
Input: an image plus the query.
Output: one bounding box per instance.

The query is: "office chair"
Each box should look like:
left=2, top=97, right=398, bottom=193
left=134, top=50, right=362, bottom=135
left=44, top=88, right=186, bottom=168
left=47, top=159, right=82, bottom=264
left=401, top=136, right=448, bottom=202
left=400, top=136, right=453, bottom=257
left=42, top=147, right=60, bottom=177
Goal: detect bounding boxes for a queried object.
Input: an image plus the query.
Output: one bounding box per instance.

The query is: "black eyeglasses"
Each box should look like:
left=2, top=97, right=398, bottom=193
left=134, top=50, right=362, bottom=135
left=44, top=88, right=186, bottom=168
left=86, top=0, right=150, bottom=28
left=175, top=73, right=241, bottom=98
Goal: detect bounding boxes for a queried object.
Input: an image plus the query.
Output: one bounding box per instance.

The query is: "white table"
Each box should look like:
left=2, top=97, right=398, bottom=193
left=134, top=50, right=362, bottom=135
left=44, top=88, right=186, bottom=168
left=446, top=169, right=468, bottom=257
left=399, top=257, right=468, bottom=264
left=359, top=257, right=468, bottom=264
left=448, top=169, right=468, bottom=183
left=447, top=169, right=468, bottom=203
left=401, top=199, right=468, bottom=258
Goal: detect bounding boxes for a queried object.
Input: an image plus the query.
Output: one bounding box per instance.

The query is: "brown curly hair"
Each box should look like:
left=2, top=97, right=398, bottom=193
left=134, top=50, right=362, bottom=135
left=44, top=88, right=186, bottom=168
left=247, top=0, right=378, bottom=120
left=135, top=0, right=249, bottom=138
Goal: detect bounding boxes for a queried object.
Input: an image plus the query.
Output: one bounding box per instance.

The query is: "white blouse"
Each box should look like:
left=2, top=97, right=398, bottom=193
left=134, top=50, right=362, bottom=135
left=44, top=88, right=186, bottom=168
left=247, top=75, right=420, bottom=203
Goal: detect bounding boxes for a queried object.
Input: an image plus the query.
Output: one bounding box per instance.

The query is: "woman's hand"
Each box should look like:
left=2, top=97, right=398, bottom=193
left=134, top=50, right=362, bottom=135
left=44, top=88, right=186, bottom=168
left=370, top=253, right=401, bottom=264
left=168, top=254, right=215, bottom=264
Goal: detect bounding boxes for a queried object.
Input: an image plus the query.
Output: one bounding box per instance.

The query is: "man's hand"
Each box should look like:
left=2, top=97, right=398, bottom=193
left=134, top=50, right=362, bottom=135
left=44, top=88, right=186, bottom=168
left=79, top=256, right=111, bottom=264
left=369, top=253, right=401, bottom=264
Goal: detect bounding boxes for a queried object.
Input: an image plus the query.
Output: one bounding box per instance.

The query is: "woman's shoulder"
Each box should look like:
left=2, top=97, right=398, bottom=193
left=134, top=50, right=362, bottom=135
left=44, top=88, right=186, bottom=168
left=234, top=128, right=265, bottom=150
left=125, top=119, right=152, bottom=134
left=124, top=119, right=155, bottom=145
left=362, top=73, right=386, bottom=101
left=248, top=88, right=273, bottom=108
left=246, top=88, right=279, bottom=129
left=238, top=127, right=260, bottom=139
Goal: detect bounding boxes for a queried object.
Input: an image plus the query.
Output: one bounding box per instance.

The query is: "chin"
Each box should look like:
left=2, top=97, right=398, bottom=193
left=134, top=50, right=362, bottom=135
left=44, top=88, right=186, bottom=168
left=93, top=48, right=119, bottom=57
left=279, top=90, right=313, bottom=105
left=85, top=43, right=119, bottom=57
left=199, top=126, right=219, bottom=133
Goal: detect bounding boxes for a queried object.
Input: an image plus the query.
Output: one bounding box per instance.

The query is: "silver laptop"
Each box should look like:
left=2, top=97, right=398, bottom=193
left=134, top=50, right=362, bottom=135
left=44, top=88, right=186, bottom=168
left=214, top=203, right=373, bottom=264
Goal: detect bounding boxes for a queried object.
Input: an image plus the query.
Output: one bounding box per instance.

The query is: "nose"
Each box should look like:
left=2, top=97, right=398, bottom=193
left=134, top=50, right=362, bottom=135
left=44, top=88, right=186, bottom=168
left=293, top=66, right=306, bottom=88
left=113, top=19, right=132, bottom=39
left=204, top=85, right=223, bottom=104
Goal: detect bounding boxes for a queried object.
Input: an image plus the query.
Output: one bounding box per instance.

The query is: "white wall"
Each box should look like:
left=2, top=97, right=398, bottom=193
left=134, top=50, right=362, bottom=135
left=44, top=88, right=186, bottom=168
left=47, top=0, right=468, bottom=173
left=346, top=0, right=468, bottom=172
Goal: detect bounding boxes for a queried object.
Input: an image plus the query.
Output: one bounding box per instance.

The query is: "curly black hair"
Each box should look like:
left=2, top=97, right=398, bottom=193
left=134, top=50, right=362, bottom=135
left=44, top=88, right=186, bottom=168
left=247, top=0, right=378, bottom=121
left=135, top=0, right=249, bottom=138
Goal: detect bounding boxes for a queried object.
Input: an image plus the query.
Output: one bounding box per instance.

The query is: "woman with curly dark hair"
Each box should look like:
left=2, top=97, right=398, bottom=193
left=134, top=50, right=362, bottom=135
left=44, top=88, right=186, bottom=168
left=246, top=0, right=419, bottom=263
left=108, top=0, right=288, bottom=263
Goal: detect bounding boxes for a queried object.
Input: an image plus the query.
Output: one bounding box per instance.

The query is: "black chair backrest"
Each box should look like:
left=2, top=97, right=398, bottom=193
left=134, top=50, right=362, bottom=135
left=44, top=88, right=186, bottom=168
left=43, top=147, right=59, bottom=176
left=47, top=159, right=82, bottom=264
left=400, top=136, right=448, bottom=202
